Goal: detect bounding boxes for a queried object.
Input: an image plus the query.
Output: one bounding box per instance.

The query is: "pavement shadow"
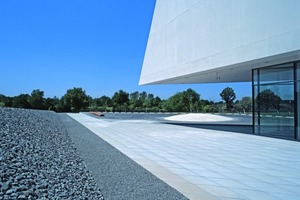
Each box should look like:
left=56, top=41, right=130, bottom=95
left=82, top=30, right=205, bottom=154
left=163, top=122, right=253, bottom=134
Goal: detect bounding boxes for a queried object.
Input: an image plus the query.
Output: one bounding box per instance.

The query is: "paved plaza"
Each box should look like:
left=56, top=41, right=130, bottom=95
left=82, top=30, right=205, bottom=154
left=68, top=113, right=300, bottom=200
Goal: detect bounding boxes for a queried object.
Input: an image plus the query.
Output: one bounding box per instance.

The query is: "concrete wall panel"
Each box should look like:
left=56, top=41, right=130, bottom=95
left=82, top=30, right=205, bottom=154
left=140, top=0, right=300, bottom=85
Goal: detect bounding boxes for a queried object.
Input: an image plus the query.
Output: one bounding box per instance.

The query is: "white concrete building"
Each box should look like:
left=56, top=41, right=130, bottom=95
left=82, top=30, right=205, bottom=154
left=140, top=0, right=300, bottom=140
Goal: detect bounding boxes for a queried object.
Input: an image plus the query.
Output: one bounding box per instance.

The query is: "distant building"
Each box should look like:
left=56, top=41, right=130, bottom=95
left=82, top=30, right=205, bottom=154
left=140, top=0, right=300, bottom=140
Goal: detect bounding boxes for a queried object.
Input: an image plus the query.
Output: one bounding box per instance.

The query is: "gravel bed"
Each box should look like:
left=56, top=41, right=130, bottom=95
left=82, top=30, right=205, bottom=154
left=0, top=108, right=103, bottom=199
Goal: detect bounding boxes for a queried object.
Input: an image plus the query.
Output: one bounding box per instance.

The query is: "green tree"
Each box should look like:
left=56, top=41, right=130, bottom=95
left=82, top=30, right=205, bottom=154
left=183, top=88, right=200, bottom=112
left=162, top=88, right=200, bottom=112
left=129, top=91, right=139, bottom=103
left=163, top=89, right=200, bottom=112
left=97, top=95, right=112, bottom=107
left=144, top=93, right=154, bottom=111
left=112, top=90, right=129, bottom=112
left=199, top=99, right=212, bottom=112
left=0, top=94, right=12, bottom=107
left=93, top=95, right=112, bottom=111
left=129, top=91, right=142, bottom=111
left=44, top=96, right=61, bottom=111
left=29, top=89, right=45, bottom=109
left=62, top=87, right=90, bottom=112
left=163, top=92, right=183, bottom=112
left=152, top=96, right=162, bottom=109
left=220, top=87, right=236, bottom=111
left=12, top=94, right=32, bottom=108
left=139, top=91, right=147, bottom=107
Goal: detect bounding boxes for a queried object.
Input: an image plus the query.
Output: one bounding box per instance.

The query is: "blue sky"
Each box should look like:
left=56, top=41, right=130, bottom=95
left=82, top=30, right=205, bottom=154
left=0, top=0, right=251, bottom=101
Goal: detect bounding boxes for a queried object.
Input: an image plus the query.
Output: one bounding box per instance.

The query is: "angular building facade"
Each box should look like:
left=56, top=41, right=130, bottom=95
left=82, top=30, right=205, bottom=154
left=140, top=0, right=300, bottom=140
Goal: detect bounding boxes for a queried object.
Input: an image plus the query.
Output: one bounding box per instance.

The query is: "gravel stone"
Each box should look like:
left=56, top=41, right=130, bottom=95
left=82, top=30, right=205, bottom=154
left=0, top=108, right=104, bottom=199
left=17, top=194, right=26, bottom=199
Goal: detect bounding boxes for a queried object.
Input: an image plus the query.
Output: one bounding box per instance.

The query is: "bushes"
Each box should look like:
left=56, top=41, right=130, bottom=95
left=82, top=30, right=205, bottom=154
left=0, top=102, right=5, bottom=107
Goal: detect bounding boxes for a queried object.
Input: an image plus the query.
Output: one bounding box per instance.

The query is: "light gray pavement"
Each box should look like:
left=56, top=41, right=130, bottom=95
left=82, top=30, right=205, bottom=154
left=68, top=113, right=300, bottom=200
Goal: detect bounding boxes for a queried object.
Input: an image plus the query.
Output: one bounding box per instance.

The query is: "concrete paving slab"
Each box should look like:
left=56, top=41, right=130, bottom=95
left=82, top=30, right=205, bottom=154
left=68, top=113, right=300, bottom=200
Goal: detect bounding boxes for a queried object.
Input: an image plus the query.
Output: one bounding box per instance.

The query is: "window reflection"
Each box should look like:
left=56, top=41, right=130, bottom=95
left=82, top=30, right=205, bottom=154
left=253, top=63, right=295, bottom=139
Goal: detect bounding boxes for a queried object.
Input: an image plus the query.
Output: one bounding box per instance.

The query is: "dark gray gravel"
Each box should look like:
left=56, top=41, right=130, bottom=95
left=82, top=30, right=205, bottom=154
left=0, top=108, right=103, bottom=199
left=59, top=114, right=188, bottom=200
left=1, top=108, right=187, bottom=199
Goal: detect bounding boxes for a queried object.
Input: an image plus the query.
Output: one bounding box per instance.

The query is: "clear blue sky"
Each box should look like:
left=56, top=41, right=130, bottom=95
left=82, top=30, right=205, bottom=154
left=0, top=0, right=251, bottom=101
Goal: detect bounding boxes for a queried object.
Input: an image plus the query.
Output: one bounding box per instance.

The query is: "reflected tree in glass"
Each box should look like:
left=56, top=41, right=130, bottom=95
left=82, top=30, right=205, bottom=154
left=256, top=89, right=281, bottom=113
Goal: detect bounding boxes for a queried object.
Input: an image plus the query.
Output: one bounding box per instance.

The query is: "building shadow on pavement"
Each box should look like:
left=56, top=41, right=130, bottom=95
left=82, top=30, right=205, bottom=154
left=163, top=122, right=253, bottom=134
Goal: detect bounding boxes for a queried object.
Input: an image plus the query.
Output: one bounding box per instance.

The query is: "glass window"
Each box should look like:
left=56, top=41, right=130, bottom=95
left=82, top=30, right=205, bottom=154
left=260, top=63, right=294, bottom=83
left=253, top=69, right=259, bottom=85
left=297, top=62, right=300, bottom=140
left=253, top=63, right=295, bottom=140
left=253, top=84, right=259, bottom=134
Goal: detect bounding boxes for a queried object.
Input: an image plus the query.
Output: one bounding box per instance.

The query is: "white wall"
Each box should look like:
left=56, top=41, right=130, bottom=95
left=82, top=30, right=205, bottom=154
left=140, top=0, right=300, bottom=85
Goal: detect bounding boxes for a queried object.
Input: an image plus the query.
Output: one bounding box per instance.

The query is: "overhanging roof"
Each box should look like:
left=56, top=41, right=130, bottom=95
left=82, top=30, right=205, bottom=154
left=140, top=50, right=300, bottom=85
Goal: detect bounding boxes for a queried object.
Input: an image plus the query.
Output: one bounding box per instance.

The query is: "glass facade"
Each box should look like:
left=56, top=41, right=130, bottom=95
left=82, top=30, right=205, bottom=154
left=253, top=62, right=299, bottom=140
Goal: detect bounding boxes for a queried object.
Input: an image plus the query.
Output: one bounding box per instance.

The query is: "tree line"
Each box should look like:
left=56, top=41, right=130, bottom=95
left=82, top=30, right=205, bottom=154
left=0, top=87, right=252, bottom=113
